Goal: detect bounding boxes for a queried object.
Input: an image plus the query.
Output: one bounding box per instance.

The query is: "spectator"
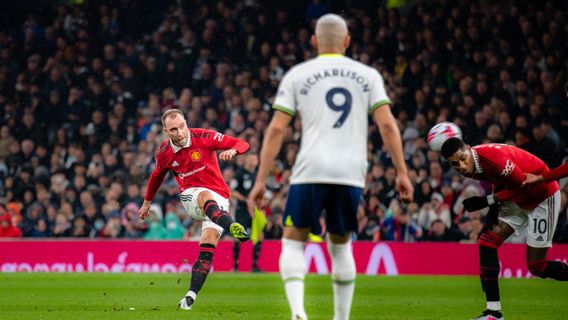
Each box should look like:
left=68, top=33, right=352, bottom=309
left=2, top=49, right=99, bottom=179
left=164, top=211, right=185, bottom=239
left=450, top=217, right=473, bottom=242
left=144, top=204, right=168, bottom=240
left=0, top=204, right=22, bottom=238
left=71, top=216, right=90, bottom=237
left=424, top=219, right=453, bottom=242
left=417, top=192, right=451, bottom=230
left=382, top=200, right=422, bottom=242
left=264, top=207, right=283, bottom=240
left=101, top=211, right=124, bottom=238
left=52, top=213, right=72, bottom=237
left=121, top=202, right=147, bottom=238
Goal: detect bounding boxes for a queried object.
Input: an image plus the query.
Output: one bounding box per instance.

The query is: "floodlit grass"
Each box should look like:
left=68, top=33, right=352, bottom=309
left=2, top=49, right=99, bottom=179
left=0, top=273, right=566, bottom=319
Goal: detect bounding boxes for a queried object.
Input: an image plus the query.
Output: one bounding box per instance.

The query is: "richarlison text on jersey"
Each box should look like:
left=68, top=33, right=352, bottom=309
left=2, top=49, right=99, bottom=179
left=300, top=68, right=370, bottom=95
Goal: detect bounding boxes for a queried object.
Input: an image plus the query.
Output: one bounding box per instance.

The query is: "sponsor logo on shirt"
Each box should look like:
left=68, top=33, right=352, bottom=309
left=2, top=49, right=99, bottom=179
left=172, top=160, right=179, bottom=167
left=191, top=150, right=202, bottom=161
left=500, top=160, right=515, bottom=176
left=177, top=166, right=206, bottom=179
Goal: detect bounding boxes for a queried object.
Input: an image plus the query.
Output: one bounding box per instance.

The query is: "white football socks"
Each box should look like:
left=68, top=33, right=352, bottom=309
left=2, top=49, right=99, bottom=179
left=280, top=238, right=308, bottom=320
left=487, top=301, right=501, bottom=311
left=328, top=240, right=356, bottom=320
left=186, top=290, right=196, bottom=301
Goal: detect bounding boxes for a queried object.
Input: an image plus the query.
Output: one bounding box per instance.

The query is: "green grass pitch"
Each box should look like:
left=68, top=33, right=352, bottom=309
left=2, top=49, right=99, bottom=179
left=1, top=273, right=566, bottom=319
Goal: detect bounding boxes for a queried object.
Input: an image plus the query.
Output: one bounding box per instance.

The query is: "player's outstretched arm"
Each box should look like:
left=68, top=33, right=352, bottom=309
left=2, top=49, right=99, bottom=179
left=372, top=104, right=413, bottom=202
left=523, top=162, right=568, bottom=186
left=247, top=111, right=292, bottom=214
left=206, top=132, right=249, bottom=161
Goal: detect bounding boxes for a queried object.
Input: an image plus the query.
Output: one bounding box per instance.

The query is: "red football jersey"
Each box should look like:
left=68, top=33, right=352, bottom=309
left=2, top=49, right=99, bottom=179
left=145, top=128, right=249, bottom=200
left=464, top=144, right=559, bottom=210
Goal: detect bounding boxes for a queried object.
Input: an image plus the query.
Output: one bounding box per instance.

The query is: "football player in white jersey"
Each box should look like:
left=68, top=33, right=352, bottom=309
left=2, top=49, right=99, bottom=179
left=248, top=13, right=413, bottom=320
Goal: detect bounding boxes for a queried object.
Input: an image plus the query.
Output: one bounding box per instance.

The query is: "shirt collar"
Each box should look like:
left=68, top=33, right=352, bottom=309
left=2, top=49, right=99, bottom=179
left=471, top=148, right=483, bottom=174
left=170, top=129, right=191, bottom=153
left=318, top=53, right=344, bottom=58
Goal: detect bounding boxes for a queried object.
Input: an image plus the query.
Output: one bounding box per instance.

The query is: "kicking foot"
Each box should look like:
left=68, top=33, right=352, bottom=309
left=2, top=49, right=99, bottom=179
left=229, top=222, right=250, bottom=242
left=471, top=309, right=504, bottom=320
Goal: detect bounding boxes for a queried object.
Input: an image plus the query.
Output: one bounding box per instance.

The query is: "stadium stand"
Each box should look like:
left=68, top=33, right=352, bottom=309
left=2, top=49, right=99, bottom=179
left=0, top=0, right=566, bottom=243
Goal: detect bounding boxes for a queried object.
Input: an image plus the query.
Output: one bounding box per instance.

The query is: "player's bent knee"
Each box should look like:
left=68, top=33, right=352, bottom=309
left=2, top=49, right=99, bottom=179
left=197, top=190, right=213, bottom=206
left=527, top=259, right=547, bottom=278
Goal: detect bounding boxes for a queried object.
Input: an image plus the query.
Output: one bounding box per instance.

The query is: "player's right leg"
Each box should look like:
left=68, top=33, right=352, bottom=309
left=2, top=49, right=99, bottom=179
left=526, top=246, right=568, bottom=280
left=280, top=184, right=324, bottom=320
left=327, top=233, right=355, bottom=320
left=281, top=226, right=310, bottom=320
left=472, top=217, right=514, bottom=320
left=179, top=228, right=221, bottom=310
left=196, top=189, right=249, bottom=242
left=525, top=191, right=568, bottom=281
left=325, top=185, right=362, bottom=320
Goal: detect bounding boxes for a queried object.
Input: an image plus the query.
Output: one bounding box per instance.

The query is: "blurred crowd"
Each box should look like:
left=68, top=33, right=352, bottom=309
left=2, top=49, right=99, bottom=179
left=0, top=0, right=567, bottom=243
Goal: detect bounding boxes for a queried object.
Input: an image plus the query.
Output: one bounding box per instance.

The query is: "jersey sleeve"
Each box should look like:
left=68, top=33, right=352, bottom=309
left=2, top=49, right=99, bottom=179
left=201, top=130, right=250, bottom=154
left=273, top=70, right=297, bottom=116
left=369, top=69, right=392, bottom=113
left=542, top=162, right=568, bottom=182
left=144, top=153, right=168, bottom=201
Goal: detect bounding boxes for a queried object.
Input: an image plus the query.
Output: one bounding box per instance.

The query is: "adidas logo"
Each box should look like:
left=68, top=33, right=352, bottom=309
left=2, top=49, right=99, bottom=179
left=536, top=235, right=544, bottom=241
left=172, top=161, right=179, bottom=167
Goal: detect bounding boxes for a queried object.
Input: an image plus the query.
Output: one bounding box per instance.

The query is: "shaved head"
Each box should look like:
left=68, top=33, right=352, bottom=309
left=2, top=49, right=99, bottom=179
left=315, top=14, right=348, bottom=49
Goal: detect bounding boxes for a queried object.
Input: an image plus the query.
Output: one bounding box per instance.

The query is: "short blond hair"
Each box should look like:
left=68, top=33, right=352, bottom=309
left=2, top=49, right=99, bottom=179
left=161, top=109, right=185, bottom=128
left=315, top=14, right=348, bottom=49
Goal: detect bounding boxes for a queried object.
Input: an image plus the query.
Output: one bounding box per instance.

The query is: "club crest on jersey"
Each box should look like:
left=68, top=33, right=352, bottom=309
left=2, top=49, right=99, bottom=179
left=191, top=150, right=202, bottom=161
left=500, top=160, right=515, bottom=176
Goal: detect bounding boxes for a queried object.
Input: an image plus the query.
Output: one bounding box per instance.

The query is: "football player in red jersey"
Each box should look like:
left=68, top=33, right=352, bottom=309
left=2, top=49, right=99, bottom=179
left=523, top=162, right=568, bottom=186
left=441, top=137, right=568, bottom=320
left=138, top=109, right=250, bottom=310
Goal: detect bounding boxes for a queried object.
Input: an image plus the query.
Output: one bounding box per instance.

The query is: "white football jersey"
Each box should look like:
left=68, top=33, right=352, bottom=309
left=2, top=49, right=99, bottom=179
left=273, top=54, right=391, bottom=187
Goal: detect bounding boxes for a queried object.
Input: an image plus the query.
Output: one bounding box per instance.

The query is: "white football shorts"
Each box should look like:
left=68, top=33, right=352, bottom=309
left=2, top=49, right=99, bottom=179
left=499, top=190, right=560, bottom=248
left=180, top=187, right=229, bottom=235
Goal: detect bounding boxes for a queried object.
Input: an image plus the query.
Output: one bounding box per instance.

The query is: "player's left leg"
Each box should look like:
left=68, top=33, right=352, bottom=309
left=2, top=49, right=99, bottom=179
left=472, top=220, right=514, bottom=320
left=198, top=190, right=249, bottom=242
left=281, top=227, right=310, bottom=320
left=179, top=228, right=221, bottom=310
left=280, top=184, right=324, bottom=320
left=526, top=191, right=568, bottom=281
left=328, top=233, right=355, bottom=320
left=526, top=246, right=568, bottom=280
left=325, top=185, right=362, bottom=320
